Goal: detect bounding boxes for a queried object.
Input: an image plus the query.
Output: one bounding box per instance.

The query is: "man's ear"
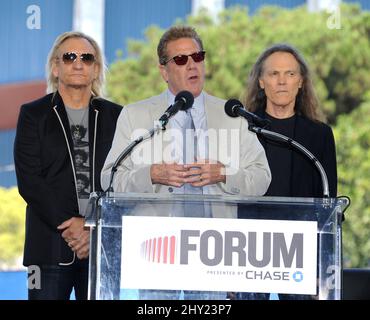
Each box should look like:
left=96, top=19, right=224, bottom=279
left=52, top=60, right=59, bottom=79
left=158, top=64, right=169, bottom=83
left=259, top=78, right=265, bottom=89
left=94, top=63, right=99, bottom=80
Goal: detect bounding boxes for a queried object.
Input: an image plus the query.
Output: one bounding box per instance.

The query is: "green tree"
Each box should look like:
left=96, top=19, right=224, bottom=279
left=0, top=187, right=26, bottom=267
left=106, top=4, right=370, bottom=125
left=107, top=25, right=167, bottom=104
left=334, top=101, right=370, bottom=267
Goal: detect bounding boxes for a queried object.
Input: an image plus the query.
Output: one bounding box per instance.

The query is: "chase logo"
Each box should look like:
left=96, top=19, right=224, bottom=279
left=292, top=271, right=304, bottom=282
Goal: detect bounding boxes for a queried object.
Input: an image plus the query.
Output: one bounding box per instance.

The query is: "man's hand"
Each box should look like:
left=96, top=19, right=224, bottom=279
left=67, top=230, right=90, bottom=259
left=57, top=217, right=85, bottom=241
left=57, top=217, right=90, bottom=259
left=183, top=159, right=226, bottom=187
left=150, top=163, right=188, bottom=187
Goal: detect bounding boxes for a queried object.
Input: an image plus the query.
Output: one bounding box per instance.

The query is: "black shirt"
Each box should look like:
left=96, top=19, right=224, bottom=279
left=264, top=114, right=296, bottom=196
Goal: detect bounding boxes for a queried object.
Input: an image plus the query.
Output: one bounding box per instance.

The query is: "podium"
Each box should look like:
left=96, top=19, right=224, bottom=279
left=85, top=193, right=348, bottom=300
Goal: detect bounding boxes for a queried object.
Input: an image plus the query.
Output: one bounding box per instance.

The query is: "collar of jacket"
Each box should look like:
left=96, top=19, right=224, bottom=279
left=51, top=90, right=102, bottom=141
left=51, top=90, right=103, bottom=112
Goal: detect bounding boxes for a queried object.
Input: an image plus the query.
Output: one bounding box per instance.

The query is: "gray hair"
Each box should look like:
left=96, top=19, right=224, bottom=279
left=45, top=31, right=106, bottom=97
left=246, top=43, right=320, bottom=121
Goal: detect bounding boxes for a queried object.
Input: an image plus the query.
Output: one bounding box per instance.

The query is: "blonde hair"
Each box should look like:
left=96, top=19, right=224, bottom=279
left=46, top=31, right=106, bottom=97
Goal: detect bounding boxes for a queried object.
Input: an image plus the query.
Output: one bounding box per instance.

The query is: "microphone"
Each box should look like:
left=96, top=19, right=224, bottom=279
left=159, top=90, right=194, bottom=125
left=224, top=99, right=270, bottom=128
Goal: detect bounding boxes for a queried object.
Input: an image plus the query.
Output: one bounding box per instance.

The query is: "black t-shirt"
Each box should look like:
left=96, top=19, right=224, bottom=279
left=264, top=114, right=296, bottom=197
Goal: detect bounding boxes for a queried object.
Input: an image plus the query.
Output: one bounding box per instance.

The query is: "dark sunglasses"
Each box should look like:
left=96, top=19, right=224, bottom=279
left=164, top=51, right=206, bottom=66
left=61, top=52, right=95, bottom=65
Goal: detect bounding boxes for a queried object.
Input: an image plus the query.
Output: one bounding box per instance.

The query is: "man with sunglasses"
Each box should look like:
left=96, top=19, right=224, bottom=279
left=14, top=31, right=122, bottom=300
left=103, top=25, right=270, bottom=200
left=101, top=25, right=270, bottom=299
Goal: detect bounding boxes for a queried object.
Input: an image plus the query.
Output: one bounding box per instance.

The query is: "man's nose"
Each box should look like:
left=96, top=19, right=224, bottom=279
left=277, top=73, right=287, bottom=84
left=186, top=56, right=196, bottom=69
left=72, top=57, right=84, bottom=68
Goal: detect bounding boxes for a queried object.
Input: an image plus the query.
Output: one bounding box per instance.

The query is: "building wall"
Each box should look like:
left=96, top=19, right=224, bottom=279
left=0, top=0, right=74, bottom=129
left=104, top=0, right=192, bottom=63
left=225, top=0, right=370, bottom=12
left=0, top=0, right=73, bottom=187
left=0, top=0, right=74, bottom=84
left=345, top=0, right=370, bottom=10
left=225, top=0, right=306, bottom=13
left=0, top=130, right=17, bottom=187
left=0, top=81, right=46, bottom=130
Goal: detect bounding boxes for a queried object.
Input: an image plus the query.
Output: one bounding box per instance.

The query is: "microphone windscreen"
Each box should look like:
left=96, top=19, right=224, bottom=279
left=175, top=90, right=194, bottom=111
left=224, top=99, right=242, bottom=117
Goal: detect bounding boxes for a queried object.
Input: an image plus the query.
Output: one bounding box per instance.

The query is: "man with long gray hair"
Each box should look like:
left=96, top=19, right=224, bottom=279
left=14, top=31, right=122, bottom=300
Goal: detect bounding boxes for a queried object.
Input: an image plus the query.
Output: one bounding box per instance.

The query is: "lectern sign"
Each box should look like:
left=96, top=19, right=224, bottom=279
left=121, top=216, right=317, bottom=294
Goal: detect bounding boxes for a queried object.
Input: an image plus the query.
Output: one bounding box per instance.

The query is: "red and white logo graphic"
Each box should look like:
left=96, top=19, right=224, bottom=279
left=140, top=235, right=177, bottom=264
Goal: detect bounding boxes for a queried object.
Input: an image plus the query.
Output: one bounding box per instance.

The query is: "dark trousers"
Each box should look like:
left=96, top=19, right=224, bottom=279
left=28, top=258, right=89, bottom=300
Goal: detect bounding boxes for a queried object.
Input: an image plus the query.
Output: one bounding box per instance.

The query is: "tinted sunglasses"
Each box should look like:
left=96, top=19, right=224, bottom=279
left=164, top=51, right=206, bottom=66
left=61, top=52, right=95, bottom=65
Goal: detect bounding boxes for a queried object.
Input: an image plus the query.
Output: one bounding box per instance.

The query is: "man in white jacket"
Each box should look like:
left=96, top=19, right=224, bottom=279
left=101, top=25, right=271, bottom=204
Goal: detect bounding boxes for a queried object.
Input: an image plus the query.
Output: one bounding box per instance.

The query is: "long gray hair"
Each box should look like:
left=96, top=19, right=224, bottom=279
left=246, top=43, right=320, bottom=121
left=46, top=31, right=106, bottom=97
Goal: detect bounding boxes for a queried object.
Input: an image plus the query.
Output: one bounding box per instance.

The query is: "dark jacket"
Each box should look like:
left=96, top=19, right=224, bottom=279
left=14, top=91, right=122, bottom=266
left=255, top=108, right=337, bottom=198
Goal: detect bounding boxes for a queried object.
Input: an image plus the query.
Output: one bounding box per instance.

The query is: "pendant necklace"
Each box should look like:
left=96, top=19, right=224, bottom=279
left=67, top=107, right=89, bottom=138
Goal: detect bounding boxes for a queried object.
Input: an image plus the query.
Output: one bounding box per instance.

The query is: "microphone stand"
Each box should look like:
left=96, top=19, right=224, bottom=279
left=248, top=122, right=330, bottom=198
left=106, top=121, right=166, bottom=195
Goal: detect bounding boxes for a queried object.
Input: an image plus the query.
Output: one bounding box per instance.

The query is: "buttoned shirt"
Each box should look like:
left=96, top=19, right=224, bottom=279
left=166, top=90, right=210, bottom=195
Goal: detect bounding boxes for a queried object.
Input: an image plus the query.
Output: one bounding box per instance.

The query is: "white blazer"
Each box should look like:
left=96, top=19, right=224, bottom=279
left=101, top=91, right=271, bottom=200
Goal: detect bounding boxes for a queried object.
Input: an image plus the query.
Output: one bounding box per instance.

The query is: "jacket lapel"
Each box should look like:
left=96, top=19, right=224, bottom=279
left=148, top=92, right=173, bottom=153
left=204, top=92, right=220, bottom=131
left=52, top=92, right=75, bottom=151
left=148, top=91, right=169, bottom=124
left=89, top=97, right=99, bottom=145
